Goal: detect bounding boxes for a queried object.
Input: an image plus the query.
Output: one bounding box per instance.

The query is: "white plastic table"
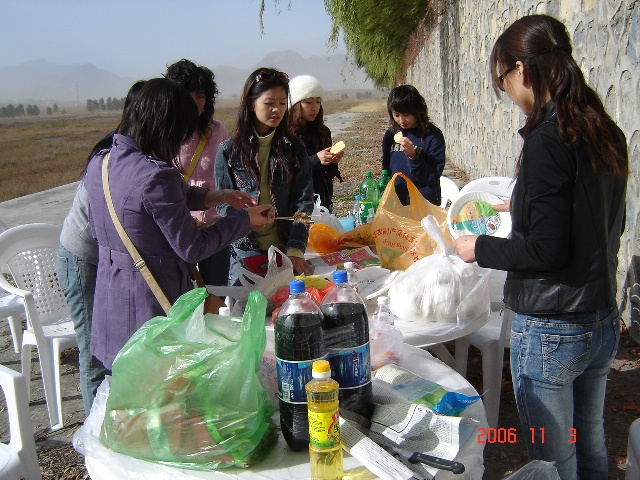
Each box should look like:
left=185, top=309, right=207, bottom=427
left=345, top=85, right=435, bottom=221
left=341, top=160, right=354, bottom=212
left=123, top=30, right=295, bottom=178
left=79, top=344, right=486, bottom=480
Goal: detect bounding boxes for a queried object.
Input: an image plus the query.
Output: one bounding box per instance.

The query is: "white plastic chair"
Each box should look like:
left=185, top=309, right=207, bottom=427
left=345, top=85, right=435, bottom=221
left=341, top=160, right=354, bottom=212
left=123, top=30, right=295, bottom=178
left=453, top=268, right=511, bottom=429
left=439, top=176, right=460, bottom=208
left=0, top=364, right=43, bottom=480
left=627, top=418, right=640, bottom=479
left=0, top=291, right=25, bottom=354
left=0, top=224, right=76, bottom=431
left=459, top=176, right=515, bottom=199
left=0, top=219, right=26, bottom=354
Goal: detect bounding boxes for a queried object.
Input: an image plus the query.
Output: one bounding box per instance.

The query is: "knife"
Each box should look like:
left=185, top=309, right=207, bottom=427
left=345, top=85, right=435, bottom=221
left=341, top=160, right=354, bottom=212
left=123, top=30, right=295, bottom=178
left=392, top=447, right=465, bottom=475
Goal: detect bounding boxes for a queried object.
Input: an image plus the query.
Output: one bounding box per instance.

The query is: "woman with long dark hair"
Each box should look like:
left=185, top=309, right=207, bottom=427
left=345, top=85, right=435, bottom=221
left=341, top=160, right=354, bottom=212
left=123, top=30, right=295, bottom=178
left=382, top=84, right=445, bottom=205
left=166, top=59, right=248, bottom=286
left=84, top=78, right=272, bottom=369
left=215, top=68, right=314, bottom=283
left=452, top=15, right=628, bottom=480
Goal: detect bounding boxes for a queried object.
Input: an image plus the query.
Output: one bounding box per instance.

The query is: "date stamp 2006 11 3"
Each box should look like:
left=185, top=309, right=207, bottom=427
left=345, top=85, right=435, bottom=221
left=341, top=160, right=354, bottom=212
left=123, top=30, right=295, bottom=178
left=477, top=427, right=577, bottom=444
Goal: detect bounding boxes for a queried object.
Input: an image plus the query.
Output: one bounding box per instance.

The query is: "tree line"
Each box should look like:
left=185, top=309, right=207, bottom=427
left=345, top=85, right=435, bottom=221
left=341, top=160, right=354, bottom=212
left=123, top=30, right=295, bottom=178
left=1, top=103, right=55, bottom=118
left=86, top=96, right=127, bottom=112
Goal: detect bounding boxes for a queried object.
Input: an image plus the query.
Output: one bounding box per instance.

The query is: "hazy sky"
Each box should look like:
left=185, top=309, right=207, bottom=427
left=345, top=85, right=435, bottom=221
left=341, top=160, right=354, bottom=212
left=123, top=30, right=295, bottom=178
left=2, top=0, right=346, bottom=78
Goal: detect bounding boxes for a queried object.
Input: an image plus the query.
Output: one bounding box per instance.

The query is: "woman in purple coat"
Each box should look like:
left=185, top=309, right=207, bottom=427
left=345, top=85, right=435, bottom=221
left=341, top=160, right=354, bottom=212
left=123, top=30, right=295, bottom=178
left=85, top=78, right=272, bottom=369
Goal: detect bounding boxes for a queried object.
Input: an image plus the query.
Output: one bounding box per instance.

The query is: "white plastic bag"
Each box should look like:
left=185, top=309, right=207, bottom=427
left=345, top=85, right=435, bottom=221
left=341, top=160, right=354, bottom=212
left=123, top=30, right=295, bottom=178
left=312, top=194, right=346, bottom=233
left=370, top=322, right=403, bottom=370
left=389, top=215, right=477, bottom=324
left=236, top=245, right=295, bottom=300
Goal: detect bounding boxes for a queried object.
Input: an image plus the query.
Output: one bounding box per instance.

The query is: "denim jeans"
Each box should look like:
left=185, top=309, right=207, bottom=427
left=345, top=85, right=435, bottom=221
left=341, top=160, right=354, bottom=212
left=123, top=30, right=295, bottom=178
left=197, top=245, right=230, bottom=286
left=57, top=246, right=110, bottom=415
left=510, top=307, right=620, bottom=480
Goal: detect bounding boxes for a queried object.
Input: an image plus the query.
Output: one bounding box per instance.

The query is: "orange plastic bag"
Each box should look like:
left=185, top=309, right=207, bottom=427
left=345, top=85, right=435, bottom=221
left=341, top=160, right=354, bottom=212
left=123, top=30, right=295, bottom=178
left=370, top=172, right=451, bottom=270
left=307, top=223, right=375, bottom=254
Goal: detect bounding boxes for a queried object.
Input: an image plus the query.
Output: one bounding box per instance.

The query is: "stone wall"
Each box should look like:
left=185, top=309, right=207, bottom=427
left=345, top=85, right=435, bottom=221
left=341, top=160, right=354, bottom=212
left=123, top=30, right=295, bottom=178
left=406, top=0, right=640, bottom=327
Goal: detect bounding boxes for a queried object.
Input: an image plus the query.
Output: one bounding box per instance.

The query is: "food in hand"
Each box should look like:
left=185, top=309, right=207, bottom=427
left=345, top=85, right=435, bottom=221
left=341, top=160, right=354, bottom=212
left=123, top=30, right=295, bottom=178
left=393, top=131, right=403, bottom=143
left=329, top=140, right=345, bottom=154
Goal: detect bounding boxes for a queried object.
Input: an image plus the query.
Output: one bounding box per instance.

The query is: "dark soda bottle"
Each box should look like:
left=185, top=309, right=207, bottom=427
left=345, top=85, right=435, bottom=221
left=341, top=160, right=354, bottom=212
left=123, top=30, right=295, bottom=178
left=275, top=279, right=326, bottom=451
left=319, top=270, right=374, bottom=428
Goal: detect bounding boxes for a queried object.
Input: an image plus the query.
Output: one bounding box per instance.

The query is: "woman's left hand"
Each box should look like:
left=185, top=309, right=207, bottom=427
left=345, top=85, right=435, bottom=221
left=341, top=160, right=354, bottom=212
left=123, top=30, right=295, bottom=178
left=290, top=256, right=314, bottom=276
left=452, top=235, right=478, bottom=263
left=317, top=148, right=335, bottom=166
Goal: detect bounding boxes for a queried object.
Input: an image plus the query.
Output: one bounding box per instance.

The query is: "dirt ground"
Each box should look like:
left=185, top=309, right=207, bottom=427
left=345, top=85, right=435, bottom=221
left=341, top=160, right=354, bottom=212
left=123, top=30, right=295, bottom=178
left=1, top=107, right=639, bottom=479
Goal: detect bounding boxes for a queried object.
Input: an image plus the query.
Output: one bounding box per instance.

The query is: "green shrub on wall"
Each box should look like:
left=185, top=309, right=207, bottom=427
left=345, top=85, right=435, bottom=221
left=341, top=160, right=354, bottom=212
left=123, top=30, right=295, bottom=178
left=324, top=0, right=429, bottom=88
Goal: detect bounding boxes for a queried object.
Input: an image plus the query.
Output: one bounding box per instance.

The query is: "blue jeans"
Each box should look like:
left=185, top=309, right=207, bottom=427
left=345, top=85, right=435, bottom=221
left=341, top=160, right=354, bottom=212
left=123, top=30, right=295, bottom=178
left=510, top=307, right=620, bottom=480
left=57, top=246, right=110, bottom=415
left=197, top=245, right=230, bottom=286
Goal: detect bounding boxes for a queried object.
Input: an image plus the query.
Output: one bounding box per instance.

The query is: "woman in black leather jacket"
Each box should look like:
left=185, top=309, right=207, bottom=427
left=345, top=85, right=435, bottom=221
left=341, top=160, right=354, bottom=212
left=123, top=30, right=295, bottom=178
left=452, top=15, right=628, bottom=480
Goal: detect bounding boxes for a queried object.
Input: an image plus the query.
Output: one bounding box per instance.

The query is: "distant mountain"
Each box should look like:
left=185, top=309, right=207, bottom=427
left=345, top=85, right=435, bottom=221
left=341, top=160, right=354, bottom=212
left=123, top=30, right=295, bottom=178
left=0, top=53, right=375, bottom=105
left=0, top=59, right=137, bottom=105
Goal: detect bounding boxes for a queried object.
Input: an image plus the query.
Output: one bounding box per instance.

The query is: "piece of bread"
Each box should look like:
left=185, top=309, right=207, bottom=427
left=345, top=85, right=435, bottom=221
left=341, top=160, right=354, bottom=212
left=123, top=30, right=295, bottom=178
left=330, top=141, right=345, bottom=154
left=393, top=131, right=403, bottom=143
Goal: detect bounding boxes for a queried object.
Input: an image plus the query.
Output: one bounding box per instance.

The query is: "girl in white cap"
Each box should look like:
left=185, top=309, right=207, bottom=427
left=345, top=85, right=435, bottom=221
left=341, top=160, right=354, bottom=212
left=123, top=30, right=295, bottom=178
left=288, top=75, right=343, bottom=212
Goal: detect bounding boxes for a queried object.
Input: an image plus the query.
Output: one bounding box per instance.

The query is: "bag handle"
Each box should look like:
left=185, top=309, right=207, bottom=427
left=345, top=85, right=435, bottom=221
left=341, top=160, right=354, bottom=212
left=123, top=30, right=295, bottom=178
left=182, top=136, right=207, bottom=182
left=102, top=153, right=173, bottom=314
left=379, top=172, right=431, bottom=218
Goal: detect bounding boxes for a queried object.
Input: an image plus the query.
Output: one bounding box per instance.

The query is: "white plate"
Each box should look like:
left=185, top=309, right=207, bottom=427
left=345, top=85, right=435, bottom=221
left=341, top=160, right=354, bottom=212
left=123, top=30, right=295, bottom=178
left=447, top=191, right=511, bottom=239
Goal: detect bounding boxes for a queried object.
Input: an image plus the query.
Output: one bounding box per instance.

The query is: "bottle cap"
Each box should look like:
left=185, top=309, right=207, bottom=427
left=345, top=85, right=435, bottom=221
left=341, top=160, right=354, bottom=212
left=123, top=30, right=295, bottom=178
left=332, top=269, right=348, bottom=284
left=381, top=169, right=388, bottom=175
left=354, top=195, right=360, bottom=200
left=311, top=359, right=332, bottom=379
left=343, top=261, right=354, bottom=270
left=218, top=306, right=231, bottom=316
left=377, top=295, right=390, bottom=306
left=289, top=279, right=305, bottom=294
left=365, top=171, right=372, bottom=178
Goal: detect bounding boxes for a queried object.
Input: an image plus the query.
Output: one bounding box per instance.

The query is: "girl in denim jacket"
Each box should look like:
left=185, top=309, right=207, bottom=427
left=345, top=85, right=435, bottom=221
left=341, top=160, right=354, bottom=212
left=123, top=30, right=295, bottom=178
left=215, top=68, right=315, bottom=283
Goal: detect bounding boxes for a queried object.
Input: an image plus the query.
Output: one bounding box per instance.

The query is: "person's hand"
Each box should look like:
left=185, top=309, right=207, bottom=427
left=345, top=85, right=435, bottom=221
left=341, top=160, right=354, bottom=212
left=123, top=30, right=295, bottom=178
left=246, top=204, right=274, bottom=231
left=204, top=189, right=256, bottom=210
left=452, top=235, right=478, bottom=263
left=398, top=137, right=418, bottom=159
left=492, top=200, right=510, bottom=212
left=331, top=150, right=344, bottom=163
left=290, top=256, right=314, bottom=276
left=317, top=148, right=335, bottom=166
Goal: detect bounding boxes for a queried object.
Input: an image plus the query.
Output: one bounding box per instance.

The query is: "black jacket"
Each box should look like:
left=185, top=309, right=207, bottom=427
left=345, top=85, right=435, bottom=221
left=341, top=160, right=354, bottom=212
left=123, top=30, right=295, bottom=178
left=475, top=103, right=627, bottom=314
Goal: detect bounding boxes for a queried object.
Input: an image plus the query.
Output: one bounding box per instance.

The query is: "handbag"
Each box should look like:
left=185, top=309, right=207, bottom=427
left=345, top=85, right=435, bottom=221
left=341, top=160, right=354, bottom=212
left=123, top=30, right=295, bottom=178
left=101, top=153, right=224, bottom=314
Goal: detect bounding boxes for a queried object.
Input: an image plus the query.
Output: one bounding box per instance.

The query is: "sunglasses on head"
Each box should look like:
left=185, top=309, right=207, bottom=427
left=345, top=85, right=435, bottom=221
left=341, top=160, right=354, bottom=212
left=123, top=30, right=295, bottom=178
left=255, top=70, right=289, bottom=84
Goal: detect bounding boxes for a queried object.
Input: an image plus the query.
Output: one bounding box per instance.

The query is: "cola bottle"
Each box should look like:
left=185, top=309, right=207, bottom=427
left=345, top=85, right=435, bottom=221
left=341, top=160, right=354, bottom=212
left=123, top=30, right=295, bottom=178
left=275, top=279, right=327, bottom=451
left=320, top=270, right=374, bottom=428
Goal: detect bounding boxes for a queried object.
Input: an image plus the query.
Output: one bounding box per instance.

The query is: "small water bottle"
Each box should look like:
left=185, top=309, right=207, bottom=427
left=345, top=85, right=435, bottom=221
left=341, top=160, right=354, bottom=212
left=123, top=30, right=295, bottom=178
left=343, top=261, right=359, bottom=293
left=352, top=195, right=362, bottom=227
left=365, top=207, right=375, bottom=224
left=372, top=295, right=395, bottom=325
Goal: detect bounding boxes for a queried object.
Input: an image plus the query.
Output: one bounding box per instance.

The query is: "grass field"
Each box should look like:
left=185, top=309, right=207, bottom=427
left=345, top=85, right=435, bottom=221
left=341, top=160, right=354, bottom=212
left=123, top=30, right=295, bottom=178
left=0, top=97, right=382, bottom=203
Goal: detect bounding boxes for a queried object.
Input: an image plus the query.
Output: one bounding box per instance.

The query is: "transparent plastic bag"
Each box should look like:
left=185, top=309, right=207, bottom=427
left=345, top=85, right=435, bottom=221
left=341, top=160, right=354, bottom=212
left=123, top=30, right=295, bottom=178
left=389, top=215, right=478, bottom=324
left=503, top=460, right=561, bottom=479
left=96, top=288, right=277, bottom=470
left=369, top=322, right=403, bottom=370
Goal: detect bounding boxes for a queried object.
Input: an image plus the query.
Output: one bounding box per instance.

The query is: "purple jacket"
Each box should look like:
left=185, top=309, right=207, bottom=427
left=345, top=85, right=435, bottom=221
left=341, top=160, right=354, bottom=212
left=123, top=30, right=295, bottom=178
left=85, top=134, right=250, bottom=368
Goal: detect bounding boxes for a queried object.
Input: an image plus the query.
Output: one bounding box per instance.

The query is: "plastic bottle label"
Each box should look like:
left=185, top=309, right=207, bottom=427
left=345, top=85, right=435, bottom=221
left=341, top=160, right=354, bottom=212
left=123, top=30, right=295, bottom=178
left=277, top=356, right=327, bottom=403
left=327, top=342, right=371, bottom=388
left=308, top=410, right=341, bottom=448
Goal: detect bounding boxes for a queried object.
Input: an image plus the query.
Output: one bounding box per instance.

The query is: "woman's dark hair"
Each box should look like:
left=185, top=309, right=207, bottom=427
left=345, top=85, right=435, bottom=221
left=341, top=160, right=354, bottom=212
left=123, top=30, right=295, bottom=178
left=490, top=14, right=628, bottom=176
left=288, top=101, right=331, bottom=152
left=82, top=80, right=148, bottom=176
left=165, top=59, right=218, bottom=138
left=116, top=78, right=198, bottom=163
left=230, top=67, right=294, bottom=183
left=387, top=84, right=433, bottom=137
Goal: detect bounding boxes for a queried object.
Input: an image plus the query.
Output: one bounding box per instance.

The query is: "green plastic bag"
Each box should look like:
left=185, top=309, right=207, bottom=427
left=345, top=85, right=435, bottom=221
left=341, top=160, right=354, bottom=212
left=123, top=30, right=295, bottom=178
left=100, top=288, right=278, bottom=470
